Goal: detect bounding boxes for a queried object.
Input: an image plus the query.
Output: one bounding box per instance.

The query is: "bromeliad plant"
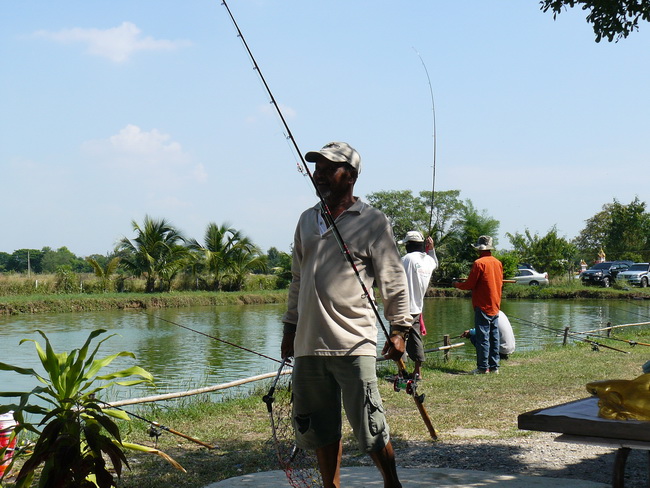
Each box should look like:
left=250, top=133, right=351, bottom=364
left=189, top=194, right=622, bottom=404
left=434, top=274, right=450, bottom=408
left=0, top=329, right=185, bottom=487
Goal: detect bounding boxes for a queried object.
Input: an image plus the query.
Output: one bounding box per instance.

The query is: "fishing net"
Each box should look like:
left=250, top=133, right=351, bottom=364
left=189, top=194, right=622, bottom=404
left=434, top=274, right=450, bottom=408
left=264, top=360, right=322, bottom=488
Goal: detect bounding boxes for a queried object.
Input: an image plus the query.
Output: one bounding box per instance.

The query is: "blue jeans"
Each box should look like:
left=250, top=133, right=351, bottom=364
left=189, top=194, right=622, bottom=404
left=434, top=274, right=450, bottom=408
left=474, top=307, right=500, bottom=371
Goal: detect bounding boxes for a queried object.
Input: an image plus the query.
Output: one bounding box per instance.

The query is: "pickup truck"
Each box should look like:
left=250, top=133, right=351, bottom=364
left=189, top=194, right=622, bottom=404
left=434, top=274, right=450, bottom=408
left=580, top=261, right=633, bottom=288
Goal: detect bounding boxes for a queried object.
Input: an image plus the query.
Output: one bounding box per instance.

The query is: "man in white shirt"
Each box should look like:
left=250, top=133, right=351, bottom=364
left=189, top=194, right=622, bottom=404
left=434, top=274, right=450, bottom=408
left=399, top=230, right=438, bottom=379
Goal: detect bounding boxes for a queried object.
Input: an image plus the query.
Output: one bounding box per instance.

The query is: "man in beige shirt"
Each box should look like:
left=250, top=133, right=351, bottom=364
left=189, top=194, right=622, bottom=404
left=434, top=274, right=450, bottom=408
left=281, top=142, right=411, bottom=488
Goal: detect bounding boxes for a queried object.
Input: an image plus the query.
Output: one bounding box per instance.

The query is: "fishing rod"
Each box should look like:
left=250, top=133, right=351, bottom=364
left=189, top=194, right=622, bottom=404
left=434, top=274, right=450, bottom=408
left=507, top=314, right=565, bottom=335
left=149, top=313, right=282, bottom=364
left=98, top=399, right=215, bottom=449
left=221, top=0, right=438, bottom=440
left=508, top=314, right=629, bottom=353
left=560, top=321, right=650, bottom=347
left=413, top=47, right=437, bottom=238
left=575, top=320, right=650, bottom=336
left=220, top=0, right=390, bottom=344
left=575, top=332, right=650, bottom=348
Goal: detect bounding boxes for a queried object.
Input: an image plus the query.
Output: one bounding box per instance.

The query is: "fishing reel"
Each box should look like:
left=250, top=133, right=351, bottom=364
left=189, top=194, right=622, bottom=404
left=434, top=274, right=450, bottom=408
left=393, top=376, right=415, bottom=395
left=148, top=424, right=163, bottom=446
left=393, top=375, right=426, bottom=404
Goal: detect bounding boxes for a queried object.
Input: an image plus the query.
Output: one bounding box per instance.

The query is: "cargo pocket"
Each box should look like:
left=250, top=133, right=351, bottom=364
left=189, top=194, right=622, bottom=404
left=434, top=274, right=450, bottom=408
left=366, top=382, right=385, bottom=436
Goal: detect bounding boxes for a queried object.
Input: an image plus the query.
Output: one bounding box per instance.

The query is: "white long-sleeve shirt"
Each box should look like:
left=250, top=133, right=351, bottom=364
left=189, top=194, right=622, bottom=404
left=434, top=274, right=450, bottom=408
left=402, top=249, right=438, bottom=315
left=282, top=199, right=412, bottom=357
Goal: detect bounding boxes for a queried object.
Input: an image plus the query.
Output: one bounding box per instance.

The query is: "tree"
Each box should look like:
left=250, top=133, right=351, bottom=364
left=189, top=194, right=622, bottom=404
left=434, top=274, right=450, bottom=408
left=365, top=190, right=428, bottom=242
left=7, top=249, right=43, bottom=274
left=573, top=204, right=613, bottom=260
left=436, top=201, right=500, bottom=284
left=365, top=189, right=466, bottom=247
left=574, top=197, right=650, bottom=262
left=603, top=197, right=650, bottom=261
left=188, top=222, right=266, bottom=291
left=267, top=247, right=292, bottom=289
left=507, top=226, right=578, bottom=277
left=540, top=0, right=650, bottom=42
left=0, top=251, right=10, bottom=272
left=222, top=235, right=267, bottom=291
left=116, top=216, right=188, bottom=292
left=86, top=256, right=121, bottom=292
left=41, top=247, right=90, bottom=274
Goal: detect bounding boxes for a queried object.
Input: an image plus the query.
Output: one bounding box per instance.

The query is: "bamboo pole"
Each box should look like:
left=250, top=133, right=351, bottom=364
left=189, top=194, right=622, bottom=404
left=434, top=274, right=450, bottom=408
left=108, top=370, right=291, bottom=407
left=573, top=321, right=650, bottom=336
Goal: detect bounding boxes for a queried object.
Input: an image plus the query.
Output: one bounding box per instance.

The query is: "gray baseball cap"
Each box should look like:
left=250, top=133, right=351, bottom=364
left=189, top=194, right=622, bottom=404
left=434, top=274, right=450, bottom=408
left=305, top=142, right=362, bottom=175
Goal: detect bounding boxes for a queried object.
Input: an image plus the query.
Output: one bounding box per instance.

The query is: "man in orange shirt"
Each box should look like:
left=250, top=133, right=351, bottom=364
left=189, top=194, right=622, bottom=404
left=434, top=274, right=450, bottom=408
left=453, top=235, right=503, bottom=374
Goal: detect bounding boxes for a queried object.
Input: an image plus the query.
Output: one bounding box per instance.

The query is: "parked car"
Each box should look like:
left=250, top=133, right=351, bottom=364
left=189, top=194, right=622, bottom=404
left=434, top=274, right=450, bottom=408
left=513, top=268, right=549, bottom=286
left=617, top=263, right=650, bottom=288
left=580, top=261, right=633, bottom=288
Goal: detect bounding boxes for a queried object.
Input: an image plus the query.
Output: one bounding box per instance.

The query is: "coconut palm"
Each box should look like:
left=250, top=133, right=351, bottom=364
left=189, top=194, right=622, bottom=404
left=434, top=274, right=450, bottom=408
left=116, top=216, right=188, bottom=292
left=86, top=256, right=121, bottom=292
left=188, top=222, right=266, bottom=291
left=222, top=235, right=267, bottom=291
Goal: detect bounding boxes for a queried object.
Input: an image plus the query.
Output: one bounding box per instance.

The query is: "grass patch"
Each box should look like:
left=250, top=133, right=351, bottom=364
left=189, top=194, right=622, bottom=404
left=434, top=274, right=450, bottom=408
left=6, top=326, right=646, bottom=487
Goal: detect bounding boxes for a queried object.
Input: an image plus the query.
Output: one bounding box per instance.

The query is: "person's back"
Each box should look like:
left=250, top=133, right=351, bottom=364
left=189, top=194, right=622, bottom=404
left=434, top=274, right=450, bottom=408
left=497, top=311, right=515, bottom=357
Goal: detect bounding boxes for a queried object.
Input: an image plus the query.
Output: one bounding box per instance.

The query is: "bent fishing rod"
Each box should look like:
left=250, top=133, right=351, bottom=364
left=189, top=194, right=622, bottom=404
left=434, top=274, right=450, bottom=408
left=413, top=47, right=437, bottom=238
left=97, top=399, right=215, bottom=449
left=221, top=0, right=438, bottom=440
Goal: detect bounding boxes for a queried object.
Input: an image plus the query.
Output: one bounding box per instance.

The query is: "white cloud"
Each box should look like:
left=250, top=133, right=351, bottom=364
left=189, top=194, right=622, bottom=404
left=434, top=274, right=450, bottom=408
left=34, top=22, right=191, bottom=62
left=82, top=124, right=206, bottom=185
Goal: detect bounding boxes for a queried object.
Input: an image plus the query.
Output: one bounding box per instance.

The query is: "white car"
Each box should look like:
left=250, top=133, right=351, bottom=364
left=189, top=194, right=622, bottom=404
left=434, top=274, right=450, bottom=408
left=513, top=268, right=549, bottom=286
left=617, top=263, right=650, bottom=288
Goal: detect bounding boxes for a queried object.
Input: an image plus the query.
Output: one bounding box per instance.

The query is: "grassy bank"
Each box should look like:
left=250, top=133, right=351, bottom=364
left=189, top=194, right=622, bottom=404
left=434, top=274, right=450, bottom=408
left=0, top=290, right=288, bottom=315
left=2, top=283, right=650, bottom=315
left=5, top=326, right=647, bottom=488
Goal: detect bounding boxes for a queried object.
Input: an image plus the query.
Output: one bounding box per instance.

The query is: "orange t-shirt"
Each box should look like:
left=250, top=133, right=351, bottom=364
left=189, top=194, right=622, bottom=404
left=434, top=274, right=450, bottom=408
left=455, top=254, right=503, bottom=316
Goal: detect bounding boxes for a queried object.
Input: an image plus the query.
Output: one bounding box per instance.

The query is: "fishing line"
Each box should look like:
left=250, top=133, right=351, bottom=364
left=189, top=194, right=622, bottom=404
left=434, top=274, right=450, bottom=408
left=507, top=314, right=565, bottom=335
left=148, top=313, right=282, bottom=364
left=608, top=303, right=650, bottom=322
left=221, top=0, right=392, bottom=344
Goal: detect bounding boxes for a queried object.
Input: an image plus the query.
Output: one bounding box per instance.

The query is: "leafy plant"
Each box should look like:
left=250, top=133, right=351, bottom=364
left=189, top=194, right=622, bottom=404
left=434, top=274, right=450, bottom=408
left=0, top=329, right=184, bottom=487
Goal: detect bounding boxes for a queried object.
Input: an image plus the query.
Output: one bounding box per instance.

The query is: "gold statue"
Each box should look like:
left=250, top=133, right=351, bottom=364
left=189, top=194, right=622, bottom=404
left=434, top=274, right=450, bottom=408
left=587, top=373, right=650, bottom=421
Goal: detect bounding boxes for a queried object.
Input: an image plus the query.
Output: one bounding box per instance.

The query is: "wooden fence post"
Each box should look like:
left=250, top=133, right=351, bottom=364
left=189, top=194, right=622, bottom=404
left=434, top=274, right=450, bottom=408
left=563, top=327, right=570, bottom=346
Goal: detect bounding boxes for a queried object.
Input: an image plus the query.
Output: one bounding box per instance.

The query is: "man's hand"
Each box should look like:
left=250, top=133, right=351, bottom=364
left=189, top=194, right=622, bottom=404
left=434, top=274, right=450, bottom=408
left=281, top=331, right=295, bottom=359
left=460, top=330, right=470, bottom=338
left=382, top=334, right=406, bottom=361
left=425, top=236, right=434, bottom=252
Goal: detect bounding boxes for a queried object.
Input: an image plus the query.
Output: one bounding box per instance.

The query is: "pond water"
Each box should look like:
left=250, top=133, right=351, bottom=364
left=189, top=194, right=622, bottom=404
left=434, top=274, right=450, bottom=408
left=1, top=298, right=649, bottom=403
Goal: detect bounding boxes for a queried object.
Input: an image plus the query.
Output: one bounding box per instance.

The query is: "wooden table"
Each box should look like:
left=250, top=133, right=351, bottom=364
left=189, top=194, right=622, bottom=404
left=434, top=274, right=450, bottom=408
left=518, top=397, right=650, bottom=487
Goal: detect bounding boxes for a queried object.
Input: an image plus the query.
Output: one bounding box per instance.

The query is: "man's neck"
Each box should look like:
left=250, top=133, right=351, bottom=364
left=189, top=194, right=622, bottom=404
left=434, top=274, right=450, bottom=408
left=326, top=195, right=357, bottom=220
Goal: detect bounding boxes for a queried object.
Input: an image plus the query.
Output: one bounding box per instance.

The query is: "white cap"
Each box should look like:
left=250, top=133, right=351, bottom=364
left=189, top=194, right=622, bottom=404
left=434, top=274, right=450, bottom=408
left=398, top=231, right=424, bottom=245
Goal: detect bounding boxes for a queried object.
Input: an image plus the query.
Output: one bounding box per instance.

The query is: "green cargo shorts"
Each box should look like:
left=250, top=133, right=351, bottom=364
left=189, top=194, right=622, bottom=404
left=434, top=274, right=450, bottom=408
left=291, top=355, right=390, bottom=452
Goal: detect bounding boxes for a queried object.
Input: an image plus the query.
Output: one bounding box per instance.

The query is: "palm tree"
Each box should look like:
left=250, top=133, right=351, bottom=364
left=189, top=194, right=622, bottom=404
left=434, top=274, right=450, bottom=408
left=116, top=216, right=188, bottom=292
left=188, top=222, right=266, bottom=291
left=222, top=235, right=267, bottom=291
left=85, top=256, right=121, bottom=292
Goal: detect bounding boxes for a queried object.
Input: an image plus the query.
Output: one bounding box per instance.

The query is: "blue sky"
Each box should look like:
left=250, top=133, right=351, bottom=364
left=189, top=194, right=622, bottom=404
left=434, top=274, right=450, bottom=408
left=1, top=1, right=649, bottom=258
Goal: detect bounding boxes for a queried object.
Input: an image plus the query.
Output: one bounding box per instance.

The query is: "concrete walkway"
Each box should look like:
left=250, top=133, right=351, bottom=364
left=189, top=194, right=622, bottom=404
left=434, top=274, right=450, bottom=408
left=205, top=466, right=608, bottom=487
